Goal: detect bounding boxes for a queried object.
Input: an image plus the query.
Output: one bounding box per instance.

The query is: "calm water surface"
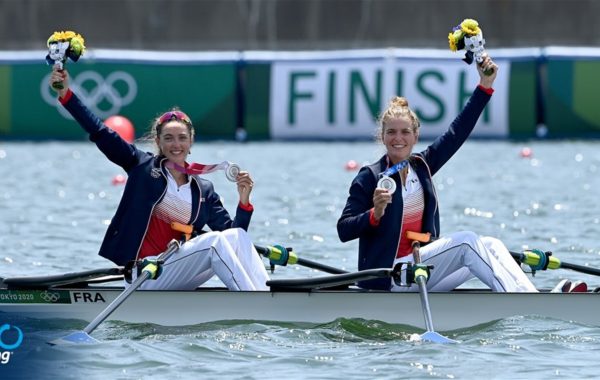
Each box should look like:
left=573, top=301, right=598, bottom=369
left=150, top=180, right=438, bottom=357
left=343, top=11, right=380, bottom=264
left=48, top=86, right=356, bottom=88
left=1, top=140, right=600, bottom=379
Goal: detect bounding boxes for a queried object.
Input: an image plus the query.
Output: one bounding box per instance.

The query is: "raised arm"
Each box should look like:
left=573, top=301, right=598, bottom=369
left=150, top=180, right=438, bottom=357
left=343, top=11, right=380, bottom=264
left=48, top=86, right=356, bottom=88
left=420, top=54, right=498, bottom=175
left=49, top=67, right=145, bottom=172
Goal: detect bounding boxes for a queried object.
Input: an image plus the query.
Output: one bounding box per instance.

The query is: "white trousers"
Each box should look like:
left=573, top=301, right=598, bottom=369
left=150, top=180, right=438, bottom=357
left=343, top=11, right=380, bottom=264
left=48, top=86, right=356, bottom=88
left=133, top=228, right=270, bottom=291
left=391, top=231, right=538, bottom=292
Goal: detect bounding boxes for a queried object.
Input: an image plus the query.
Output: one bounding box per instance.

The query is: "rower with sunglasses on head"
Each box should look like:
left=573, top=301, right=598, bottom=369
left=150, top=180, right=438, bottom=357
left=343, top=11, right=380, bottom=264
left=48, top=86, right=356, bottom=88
left=49, top=67, right=269, bottom=291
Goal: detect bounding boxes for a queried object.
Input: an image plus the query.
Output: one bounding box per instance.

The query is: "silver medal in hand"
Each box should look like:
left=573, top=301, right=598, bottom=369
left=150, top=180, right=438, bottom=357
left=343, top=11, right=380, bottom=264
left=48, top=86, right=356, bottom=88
left=377, top=175, right=396, bottom=194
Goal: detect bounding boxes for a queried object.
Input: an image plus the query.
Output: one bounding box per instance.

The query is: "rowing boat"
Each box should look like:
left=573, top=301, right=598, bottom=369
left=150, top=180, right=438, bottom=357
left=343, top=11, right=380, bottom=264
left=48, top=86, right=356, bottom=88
left=3, top=245, right=600, bottom=335
left=1, top=279, right=598, bottom=331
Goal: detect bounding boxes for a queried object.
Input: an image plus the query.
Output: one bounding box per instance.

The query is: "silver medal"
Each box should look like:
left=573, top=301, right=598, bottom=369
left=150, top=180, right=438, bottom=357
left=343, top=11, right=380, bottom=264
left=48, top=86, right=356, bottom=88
left=377, top=175, right=397, bottom=194
left=225, top=163, right=241, bottom=182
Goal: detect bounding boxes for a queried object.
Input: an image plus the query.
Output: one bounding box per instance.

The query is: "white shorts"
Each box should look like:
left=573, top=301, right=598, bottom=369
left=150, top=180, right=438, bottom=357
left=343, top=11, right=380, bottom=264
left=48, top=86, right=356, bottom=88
left=391, top=231, right=537, bottom=292
left=132, top=228, right=270, bottom=291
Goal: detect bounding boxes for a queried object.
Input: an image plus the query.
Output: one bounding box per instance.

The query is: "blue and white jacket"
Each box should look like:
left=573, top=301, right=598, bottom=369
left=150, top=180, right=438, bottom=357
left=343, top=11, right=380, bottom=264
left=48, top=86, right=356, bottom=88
left=337, top=86, right=493, bottom=290
left=60, top=90, right=252, bottom=266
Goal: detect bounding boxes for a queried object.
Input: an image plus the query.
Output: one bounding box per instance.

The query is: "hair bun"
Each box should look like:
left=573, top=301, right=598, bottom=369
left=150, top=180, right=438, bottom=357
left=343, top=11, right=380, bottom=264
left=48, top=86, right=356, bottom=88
left=378, top=95, right=420, bottom=134
left=390, top=96, right=409, bottom=108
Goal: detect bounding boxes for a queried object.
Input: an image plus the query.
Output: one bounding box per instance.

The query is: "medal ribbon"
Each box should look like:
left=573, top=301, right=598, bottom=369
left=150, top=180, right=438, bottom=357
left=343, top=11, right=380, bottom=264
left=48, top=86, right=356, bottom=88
left=167, top=161, right=231, bottom=175
left=381, top=160, right=409, bottom=178
left=166, top=161, right=240, bottom=182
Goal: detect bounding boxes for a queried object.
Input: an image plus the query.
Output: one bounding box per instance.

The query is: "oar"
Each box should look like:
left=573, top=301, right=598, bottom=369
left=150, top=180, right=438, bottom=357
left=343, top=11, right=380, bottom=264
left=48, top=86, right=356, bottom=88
left=170, top=221, right=347, bottom=275
left=1, top=267, right=124, bottom=289
left=254, top=244, right=347, bottom=275
left=407, top=231, right=457, bottom=344
left=267, top=268, right=395, bottom=290
left=49, top=239, right=181, bottom=345
left=510, top=249, right=600, bottom=277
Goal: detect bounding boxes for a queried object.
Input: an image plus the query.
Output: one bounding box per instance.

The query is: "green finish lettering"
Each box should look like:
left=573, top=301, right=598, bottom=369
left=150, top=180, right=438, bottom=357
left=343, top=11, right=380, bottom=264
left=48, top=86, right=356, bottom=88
left=416, top=71, right=444, bottom=123
left=288, top=71, right=316, bottom=125
left=349, top=70, right=381, bottom=123
left=396, top=69, right=404, bottom=97
left=328, top=71, right=336, bottom=124
left=458, top=71, right=471, bottom=112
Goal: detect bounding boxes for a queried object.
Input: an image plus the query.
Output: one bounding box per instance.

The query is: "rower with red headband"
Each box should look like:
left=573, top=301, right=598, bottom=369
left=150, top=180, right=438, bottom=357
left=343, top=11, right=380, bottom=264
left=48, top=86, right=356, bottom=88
left=49, top=66, right=269, bottom=291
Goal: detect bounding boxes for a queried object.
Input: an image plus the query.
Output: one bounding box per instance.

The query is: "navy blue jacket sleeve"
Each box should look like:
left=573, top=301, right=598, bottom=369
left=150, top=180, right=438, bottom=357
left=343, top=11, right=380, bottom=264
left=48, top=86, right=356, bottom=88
left=61, top=91, right=146, bottom=172
left=337, top=166, right=378, bottom=242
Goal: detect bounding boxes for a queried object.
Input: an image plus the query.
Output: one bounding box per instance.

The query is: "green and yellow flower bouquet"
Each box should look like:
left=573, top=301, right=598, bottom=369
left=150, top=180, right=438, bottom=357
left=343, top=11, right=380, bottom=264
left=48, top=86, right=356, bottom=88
left=448, top=19, right=493, bottom=75
left=46, top=30, right=86, bottom=89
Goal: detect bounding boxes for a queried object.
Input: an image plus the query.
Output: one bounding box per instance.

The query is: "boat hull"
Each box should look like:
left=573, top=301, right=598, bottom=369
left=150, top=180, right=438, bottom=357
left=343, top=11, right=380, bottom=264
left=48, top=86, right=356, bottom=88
left=0, top=287, right=597, bottom=331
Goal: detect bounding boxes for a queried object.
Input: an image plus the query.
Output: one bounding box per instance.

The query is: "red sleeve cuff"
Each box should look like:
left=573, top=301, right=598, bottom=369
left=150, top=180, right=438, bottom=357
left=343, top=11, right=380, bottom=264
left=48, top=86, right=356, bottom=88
left=369, top=208, right=380, bottom=226
left=59, top=89, right=73, bottom=105
left=477, top=84, right=494, bottom=95
left=238, top=201, right=254, bottom=212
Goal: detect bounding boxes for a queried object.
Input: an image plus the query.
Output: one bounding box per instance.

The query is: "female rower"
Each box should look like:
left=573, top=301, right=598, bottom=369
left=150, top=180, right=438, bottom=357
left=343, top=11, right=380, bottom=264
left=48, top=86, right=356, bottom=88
left=49, top=67, right=269, bottom=291
left=337, top=54, right=538, bottom=293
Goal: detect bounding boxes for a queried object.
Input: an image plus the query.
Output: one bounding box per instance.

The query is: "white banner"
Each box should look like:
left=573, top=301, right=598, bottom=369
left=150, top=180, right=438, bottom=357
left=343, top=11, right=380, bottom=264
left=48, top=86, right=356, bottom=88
left=270, top=57, right=509, bottom=139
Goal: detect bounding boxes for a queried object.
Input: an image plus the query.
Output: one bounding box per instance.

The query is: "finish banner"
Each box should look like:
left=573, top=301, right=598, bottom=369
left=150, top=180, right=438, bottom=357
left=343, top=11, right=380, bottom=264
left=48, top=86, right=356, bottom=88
left=269, top=57, right=510, bottom=140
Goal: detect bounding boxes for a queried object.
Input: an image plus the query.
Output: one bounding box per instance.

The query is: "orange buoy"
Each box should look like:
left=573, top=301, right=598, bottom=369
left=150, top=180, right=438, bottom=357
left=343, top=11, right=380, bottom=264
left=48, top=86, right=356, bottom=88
left=111, top=174, right=127, bottom=185
left=345, top=160, right=359, bottom=171
left=105, top=115, right=135, bottom=143
left=520, top=147, right=533, bottom=158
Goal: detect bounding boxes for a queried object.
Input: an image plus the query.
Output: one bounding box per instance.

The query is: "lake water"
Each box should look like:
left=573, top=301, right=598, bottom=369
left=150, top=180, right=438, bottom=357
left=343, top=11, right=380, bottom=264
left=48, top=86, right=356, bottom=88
left=1, top=140, right=600, bottom=379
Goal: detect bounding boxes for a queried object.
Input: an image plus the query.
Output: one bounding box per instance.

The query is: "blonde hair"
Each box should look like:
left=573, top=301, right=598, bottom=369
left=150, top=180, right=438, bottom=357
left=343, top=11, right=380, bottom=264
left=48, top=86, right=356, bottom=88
left=376, top=96, right=420, bottom=142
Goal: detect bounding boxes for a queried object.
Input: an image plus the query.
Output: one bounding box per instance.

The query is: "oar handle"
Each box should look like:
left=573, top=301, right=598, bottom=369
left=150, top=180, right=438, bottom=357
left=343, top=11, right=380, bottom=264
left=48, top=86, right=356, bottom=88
left=511, top=250, right=560, bottom=271
left=511, top=249, right=600, bottom=276
left=254, top=244, right=347, bottom=275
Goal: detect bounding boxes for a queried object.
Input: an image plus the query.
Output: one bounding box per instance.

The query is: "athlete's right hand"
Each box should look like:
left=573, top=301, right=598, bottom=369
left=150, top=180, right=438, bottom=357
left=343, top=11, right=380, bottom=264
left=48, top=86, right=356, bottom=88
left=49, top=65, right=69, bottom=98
left=373, top=188, right=392, bottom=221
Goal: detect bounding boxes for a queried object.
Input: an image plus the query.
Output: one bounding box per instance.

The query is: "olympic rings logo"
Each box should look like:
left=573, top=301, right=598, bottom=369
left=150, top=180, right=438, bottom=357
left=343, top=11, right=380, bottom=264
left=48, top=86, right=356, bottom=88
left=40, top=291, right=61, bottom=303
left=0, top=324, right=23, bottom=351
left=41, top=70, right=138, bottom=119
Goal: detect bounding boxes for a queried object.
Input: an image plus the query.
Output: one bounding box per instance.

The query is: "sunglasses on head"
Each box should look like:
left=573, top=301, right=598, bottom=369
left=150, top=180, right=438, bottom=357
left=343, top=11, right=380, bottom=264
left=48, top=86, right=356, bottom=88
left=157, top=111, right=192, bottom=127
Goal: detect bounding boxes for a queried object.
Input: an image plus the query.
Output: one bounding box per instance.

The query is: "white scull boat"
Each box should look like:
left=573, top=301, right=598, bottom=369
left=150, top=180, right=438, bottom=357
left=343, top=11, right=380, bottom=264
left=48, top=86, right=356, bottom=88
left=1, top=284, right=598, bottom=331
left=3, top=245, right=600, bottom=333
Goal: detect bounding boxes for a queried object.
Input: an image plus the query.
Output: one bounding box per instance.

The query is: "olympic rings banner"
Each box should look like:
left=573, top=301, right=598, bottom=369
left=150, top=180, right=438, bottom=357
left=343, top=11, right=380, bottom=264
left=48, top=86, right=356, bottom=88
left=0, top=51, right=239, bottom=140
